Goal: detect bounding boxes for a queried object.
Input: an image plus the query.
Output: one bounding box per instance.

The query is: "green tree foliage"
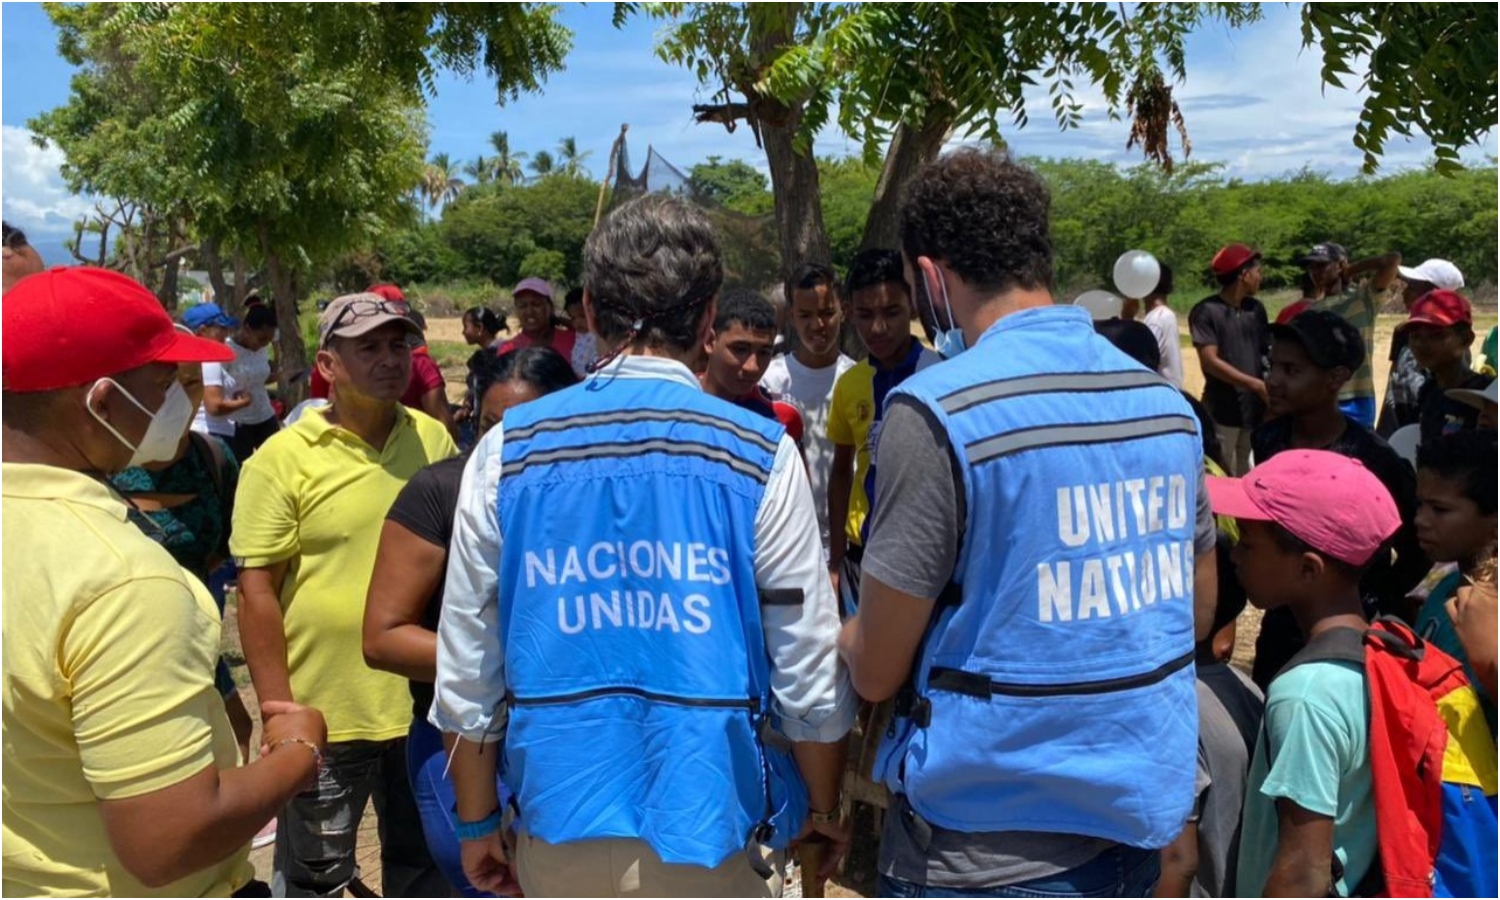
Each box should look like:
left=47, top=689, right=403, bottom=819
left=435, top=174, right=597, bottom=287
left=423, top=153, right=467, bottom=208
left=688, top=156, right=772, bottom=213
left=556, top=136, right=593, bottom=177
left=31, top=2, right=572, bottom=392
left=383, top=152, right=1497, bottom=302
left=488, top=130, right=529, bottom=186
left=817, top=156, right=881, bottom=269
left=529, top=150, right=558, bottom=179
left=1300, top=4, right=1498, bottom=175
left=1034, top=158, right=1499, bottom=296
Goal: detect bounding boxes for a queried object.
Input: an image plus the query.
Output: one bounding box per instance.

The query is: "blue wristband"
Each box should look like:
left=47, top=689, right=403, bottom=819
left=454, top=809, right=503, bottom=842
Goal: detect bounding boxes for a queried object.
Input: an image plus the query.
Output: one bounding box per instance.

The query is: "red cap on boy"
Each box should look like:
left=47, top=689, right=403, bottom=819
left=1207, top=450, right=1400, bottom=566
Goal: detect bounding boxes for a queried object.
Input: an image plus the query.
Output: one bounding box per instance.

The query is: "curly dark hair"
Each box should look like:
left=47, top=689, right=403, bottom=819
left=898, top=148, right=1053, bottom=295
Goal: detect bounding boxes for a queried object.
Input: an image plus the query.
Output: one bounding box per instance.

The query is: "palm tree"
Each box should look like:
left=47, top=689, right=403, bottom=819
left=462, top=155, right=494, bottom=186
left=422, top=153, right=465, bottom=209
left=557, top=136, right=592, bottom=177
left=488, top=131, right=527, bottom=187
left=528, top=150, right=556, bottom=180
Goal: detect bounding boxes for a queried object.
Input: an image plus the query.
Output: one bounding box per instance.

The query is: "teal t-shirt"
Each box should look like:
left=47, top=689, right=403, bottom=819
left=1416, top=571, right=1498, bottom=735
left=1238, top=659, right=1376, bottom=897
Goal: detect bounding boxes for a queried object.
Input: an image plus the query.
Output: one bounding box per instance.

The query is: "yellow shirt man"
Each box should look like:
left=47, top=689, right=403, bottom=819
left=2, top=464, right=253, bottom=897
left=231, top=404, right=456, bottom=743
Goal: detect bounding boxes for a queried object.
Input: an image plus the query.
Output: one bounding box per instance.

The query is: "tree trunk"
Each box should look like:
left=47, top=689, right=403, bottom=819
left=202, top=237, right=234, bottom=314
left=747, top=4, right=831, bottom=291
left=259, top=222, right=309, bottom=406
left=859, top=111, right=954, bottom=252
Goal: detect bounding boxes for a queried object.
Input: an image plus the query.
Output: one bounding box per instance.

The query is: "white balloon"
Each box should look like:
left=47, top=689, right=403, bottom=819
left=1073, top=290, right=1123, bottom=321
left=1113, top=250, right=1162, bottom=299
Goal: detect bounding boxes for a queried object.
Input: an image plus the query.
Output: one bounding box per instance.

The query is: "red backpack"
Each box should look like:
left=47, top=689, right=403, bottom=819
left=1284, top=618, right=1498, bottom=897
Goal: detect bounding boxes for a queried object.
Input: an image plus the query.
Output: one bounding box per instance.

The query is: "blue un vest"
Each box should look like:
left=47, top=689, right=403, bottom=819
left=875, top=306, right=1200, bottom=848
left=496, top=371, right=808, bottom=868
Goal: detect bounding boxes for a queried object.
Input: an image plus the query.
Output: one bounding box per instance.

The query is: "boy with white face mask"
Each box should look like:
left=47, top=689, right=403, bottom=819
left=1, top=266, right=328, bottom=897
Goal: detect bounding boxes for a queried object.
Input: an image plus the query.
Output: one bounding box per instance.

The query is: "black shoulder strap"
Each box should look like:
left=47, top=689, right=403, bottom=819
left=190, top=431, right=232, bottom=521
left=1282, top=625, right=1366, bottom=673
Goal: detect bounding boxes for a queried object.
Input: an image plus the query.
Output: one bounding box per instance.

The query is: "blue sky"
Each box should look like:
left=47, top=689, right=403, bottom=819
left=4, top=2, right=1494, bottom=263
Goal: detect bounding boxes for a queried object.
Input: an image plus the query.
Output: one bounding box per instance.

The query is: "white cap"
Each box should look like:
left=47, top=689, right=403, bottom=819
left=1447, top=378, right=1497, bottom=411
left=1396, top=258, right=1464, bottom=290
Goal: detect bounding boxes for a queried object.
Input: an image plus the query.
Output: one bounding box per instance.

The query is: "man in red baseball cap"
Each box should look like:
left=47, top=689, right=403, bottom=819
left=1, top=267, right=328, bottom=896
left=1189, top=243, right=1268, bottom=474
left=1400, top=289, right=1494, bottom=443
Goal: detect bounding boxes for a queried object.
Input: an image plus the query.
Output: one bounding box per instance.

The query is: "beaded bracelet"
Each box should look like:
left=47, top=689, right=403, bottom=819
left=275, top=737, right=324, bottom=771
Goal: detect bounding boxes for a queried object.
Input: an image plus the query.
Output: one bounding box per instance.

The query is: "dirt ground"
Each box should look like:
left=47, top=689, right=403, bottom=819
left=233, top=310, right=1492, bottom=895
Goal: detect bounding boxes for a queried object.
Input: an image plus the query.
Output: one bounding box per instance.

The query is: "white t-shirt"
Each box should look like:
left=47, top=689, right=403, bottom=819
left=197, top=362, right=238, bottom=437
left=224, top=338, right=277, bottom=425
left=760, top=352, right=856, bottom=553
left=1144, top=304, right=1184, bottom=388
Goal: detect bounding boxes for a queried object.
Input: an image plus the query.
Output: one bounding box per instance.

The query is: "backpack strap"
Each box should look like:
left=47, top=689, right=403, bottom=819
left=1282, top=625, right=1367, bottom=673
left=189, top=431, right=235, bottom=548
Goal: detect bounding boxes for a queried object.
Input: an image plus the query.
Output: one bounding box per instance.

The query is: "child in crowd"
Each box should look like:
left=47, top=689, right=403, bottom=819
left=1155, top=545, right=1264, bottom=898
left=1413, top=429, right=1498, bottom=732
left=1401, top=289, right=1494, bottom=442
left=760, top=263, right=855, bottom=555
left=700, top=288, right=806, bottom=448
left=1249, top=310, right=1428, bottom=688
left=826, top=249, right=940, bottom=612
left=563, top=287, right=597, bottom=376
left=1209, top=450, right=1401, bottom=897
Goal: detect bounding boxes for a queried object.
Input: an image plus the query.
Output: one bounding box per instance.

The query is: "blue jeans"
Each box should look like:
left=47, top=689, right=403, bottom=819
left=877, top=845, right=1160, bottom=898
left=1340, top=395, right=1376, bottom=429
left=407, top=717, right=511, bottom=898
left=272, top=738, right=447, bottom=897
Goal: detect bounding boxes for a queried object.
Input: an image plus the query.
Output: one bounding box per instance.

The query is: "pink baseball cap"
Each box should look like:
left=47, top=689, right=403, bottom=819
left=513, top=277, right=553, bottom=301
left=1207, top=450, right=1400, bottom=566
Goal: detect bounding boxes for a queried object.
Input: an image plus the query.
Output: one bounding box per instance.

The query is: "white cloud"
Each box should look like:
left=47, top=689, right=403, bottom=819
left=1, top=125, right=94, bottom=236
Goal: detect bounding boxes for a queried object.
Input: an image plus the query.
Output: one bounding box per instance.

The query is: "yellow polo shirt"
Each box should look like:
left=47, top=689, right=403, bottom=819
left=2, top=463, right=252, bottom=897
left=231, top=404, right=456, bottom=742
left=827, top=348, right=941, bottom=545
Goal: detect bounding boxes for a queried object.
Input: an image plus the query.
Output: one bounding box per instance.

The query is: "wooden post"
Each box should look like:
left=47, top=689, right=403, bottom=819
left=593, top=123, right=629, bottom=230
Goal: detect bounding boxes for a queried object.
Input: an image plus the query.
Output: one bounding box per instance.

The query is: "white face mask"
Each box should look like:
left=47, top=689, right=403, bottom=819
left=87, top=379, right=195, bottom=467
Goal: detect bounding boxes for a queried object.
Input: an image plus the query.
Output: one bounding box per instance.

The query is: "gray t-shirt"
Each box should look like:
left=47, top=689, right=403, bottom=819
left=1191, top=663, right=1264, bottom=898
left=862, top=396, right=1216, bottom=889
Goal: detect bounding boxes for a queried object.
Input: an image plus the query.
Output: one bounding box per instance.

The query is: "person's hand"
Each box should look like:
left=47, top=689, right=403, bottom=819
left=793, top=812, right=852, bottom=880
left=461, top=831, right=521, bottom=896
left=1250, top=379, right=1269, bottom=406
left=259, top=700, right=327, bottom=754
left=828, top=565, right=840, bottom=599
left=259, top=700, right=327, bottom=787
left=1448, top=578, right=1497, bottom=693
left=454, top=406, right=471, bottom=423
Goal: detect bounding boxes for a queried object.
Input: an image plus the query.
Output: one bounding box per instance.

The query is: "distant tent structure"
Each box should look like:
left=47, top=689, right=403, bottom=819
left=598, top=124, right=781, bottom=294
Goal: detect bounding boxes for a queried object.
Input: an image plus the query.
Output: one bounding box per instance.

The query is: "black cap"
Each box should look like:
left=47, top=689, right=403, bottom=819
left=1094, top=318, right=1161, bottom=372
left=1270, top=309, right=1365, bottom=372
left=1299, top=242, right=1349, bottom=265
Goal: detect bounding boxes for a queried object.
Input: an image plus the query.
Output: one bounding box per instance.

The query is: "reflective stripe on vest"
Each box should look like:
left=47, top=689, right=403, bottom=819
left=496, top=376, right=807, bottom=867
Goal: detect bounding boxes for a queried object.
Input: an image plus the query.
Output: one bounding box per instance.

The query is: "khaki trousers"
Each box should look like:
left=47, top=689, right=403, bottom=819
left=514, top=830, right=783, bottom=898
